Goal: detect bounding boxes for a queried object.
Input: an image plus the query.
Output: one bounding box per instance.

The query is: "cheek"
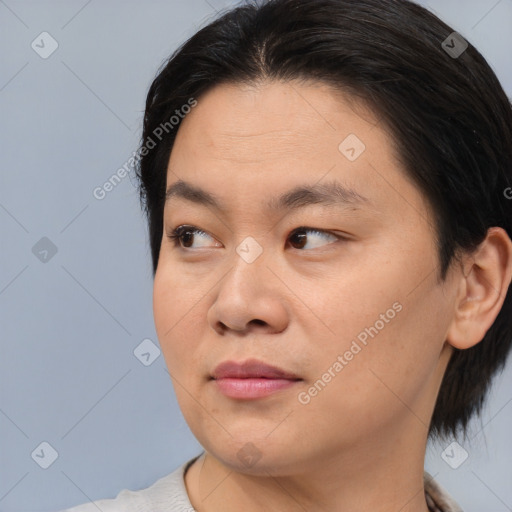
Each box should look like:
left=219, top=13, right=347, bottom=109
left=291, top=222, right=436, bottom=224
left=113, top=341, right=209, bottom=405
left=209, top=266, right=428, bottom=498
left=153, top=267, right=208, bottom=374
left=295, top=318, right=436, bottom=443
left=299, top=264, right=449, bottom=428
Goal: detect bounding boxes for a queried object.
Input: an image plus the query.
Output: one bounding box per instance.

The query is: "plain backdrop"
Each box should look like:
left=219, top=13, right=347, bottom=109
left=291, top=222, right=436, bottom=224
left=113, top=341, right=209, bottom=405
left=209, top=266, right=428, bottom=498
left=1, top=1, right=511, bottom=511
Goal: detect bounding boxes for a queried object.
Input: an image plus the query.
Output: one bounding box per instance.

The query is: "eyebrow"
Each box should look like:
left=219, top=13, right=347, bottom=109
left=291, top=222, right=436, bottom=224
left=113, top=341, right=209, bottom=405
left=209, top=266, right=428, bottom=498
left=165, top=178, right=373, bottom=213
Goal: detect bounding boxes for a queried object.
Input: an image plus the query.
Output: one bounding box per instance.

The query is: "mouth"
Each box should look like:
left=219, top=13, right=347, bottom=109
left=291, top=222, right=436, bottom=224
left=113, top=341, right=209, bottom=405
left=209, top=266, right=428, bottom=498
left=211, top=358, right=302, bottom=400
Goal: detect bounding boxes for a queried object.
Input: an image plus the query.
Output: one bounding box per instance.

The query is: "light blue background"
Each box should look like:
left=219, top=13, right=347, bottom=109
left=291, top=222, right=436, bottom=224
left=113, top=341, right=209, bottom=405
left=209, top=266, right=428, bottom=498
left=1, top=1, right=511, bottom=511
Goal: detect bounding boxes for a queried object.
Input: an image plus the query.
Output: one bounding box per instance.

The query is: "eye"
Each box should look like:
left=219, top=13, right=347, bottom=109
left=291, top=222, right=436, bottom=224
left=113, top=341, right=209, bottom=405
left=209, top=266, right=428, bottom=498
left=167, top=225, right=342, bottom=251
left=287, top=226, right=340, bottom=250
left=167, top=225, right=221, bottom=249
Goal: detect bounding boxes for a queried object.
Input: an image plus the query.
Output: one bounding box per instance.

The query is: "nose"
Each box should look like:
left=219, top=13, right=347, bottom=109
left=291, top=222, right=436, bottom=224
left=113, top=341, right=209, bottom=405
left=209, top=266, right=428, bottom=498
left=207, top=245, right=289, bottom=336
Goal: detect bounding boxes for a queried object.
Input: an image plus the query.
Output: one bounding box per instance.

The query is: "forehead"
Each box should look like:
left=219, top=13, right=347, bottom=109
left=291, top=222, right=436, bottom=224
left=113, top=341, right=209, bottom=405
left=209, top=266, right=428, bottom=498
left=166, top=79, right=430, bottom=225
left=172, top=80, right=380, bottom=162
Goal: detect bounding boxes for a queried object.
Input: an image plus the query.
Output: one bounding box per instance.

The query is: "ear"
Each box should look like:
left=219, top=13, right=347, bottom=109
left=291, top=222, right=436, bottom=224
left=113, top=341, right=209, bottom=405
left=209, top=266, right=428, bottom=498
left=447, top=227, right=512, bottom=350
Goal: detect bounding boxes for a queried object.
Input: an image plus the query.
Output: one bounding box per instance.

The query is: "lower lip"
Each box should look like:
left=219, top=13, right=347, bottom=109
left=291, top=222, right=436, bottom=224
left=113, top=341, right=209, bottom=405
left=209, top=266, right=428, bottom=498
left=213, top=378, right=300, bottom=399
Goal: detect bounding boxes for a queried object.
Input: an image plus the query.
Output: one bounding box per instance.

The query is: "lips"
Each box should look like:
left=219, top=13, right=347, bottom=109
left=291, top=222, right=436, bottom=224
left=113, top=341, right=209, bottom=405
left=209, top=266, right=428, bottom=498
left=211, top=359, right=302, bottom=399
left=211, top=358, right=301, bottom=380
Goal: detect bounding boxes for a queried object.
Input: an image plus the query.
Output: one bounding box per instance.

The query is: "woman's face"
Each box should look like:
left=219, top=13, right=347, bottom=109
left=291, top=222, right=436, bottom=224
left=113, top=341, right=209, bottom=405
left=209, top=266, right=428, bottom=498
left=153, top=79, right=458, bottom=475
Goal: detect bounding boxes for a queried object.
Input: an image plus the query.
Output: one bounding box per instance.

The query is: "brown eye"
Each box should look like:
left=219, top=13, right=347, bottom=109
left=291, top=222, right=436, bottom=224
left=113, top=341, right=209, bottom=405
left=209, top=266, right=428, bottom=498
left=167, top=225, right=220, bottom=249
left=288, top=227, right=339, bottom=250
left=177, top=228, right=195, bottom=248
left=289, top=230, right=307, bottom=249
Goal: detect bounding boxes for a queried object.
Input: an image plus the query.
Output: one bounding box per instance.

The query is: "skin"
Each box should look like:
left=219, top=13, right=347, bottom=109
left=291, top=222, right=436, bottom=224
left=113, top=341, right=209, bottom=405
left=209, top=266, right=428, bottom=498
left=152, top=79, right=512, bottom=512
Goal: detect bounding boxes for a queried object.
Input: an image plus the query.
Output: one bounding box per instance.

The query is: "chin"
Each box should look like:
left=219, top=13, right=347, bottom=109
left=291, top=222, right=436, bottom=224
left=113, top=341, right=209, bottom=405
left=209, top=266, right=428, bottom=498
left=199, top=434, right=309, bottom=477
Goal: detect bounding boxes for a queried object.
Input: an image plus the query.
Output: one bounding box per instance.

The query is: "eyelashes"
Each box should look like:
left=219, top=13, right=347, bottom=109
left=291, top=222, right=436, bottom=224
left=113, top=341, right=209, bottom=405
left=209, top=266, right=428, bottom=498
left=166, top=224, right=343, bottom=251
left=167, top=225, right=221, bottom=249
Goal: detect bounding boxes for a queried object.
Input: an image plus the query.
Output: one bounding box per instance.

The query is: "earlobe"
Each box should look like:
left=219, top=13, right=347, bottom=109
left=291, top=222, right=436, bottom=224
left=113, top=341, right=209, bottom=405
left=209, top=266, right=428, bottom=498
left=446, top=227, right=512, bottom=350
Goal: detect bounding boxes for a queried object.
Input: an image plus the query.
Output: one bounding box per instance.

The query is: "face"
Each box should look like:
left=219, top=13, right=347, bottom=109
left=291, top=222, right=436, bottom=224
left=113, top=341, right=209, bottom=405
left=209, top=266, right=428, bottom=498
left=153, top=80, right=459, bottom=475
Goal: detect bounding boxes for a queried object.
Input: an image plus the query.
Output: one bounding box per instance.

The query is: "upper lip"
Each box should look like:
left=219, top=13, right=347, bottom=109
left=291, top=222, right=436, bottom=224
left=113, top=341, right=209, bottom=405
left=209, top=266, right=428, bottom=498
left=211, top=359, right=301, bottom=380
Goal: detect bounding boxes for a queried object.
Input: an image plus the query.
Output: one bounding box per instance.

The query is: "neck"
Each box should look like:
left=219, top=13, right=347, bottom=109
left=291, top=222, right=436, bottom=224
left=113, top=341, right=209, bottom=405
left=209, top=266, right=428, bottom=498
left=185, top=418, right=431, bottom=512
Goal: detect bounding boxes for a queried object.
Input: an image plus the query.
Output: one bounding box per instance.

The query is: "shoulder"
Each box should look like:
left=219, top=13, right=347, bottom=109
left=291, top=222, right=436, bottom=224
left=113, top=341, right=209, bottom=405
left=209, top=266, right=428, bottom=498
left=57, top=454, right=202, bottom=512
